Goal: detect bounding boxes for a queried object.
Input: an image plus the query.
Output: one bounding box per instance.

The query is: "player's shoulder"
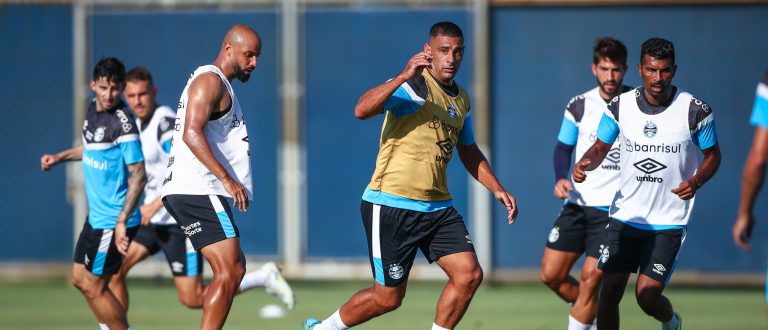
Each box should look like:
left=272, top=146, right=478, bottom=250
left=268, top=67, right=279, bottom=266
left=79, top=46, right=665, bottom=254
left=564, top=91, right=588, bottom=121
left=686, top=92, right=713, bottom=115
left=112, top=102, right=139, bottom=136
left=404, top=74, right=429, bottom=100
left=155, top=105, right=177, bottom=118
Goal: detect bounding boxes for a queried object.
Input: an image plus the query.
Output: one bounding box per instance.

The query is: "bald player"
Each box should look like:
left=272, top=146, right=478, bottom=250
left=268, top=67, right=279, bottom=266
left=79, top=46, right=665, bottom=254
left=161, top=24, right=277, bottom=329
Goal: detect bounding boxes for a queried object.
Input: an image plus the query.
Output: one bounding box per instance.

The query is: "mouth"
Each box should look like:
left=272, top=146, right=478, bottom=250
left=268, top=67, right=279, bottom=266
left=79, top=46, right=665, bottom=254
left=650, top=85, right=664, bottom=93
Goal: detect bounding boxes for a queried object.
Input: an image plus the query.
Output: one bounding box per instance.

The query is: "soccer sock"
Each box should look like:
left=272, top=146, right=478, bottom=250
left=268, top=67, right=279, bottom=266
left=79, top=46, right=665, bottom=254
left=568, top=314, right=592, bottom=330
left=98, top=323, right=109, bottom=330
left=316, top=309, right=349, bottom=330
left=238, top=268, right=270, bottom=292
left=662, top=312, right=680, bottom=330
left=431, top=322, right=451, bottom=330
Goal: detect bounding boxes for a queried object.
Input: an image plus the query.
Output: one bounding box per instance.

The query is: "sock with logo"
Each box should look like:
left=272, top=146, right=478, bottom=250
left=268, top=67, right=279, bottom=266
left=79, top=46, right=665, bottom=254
left=662, top=312, right=680, bottom=330
left=431, top=322, right=451, bottom=330
left=238, top=268, right=269, bottom=292
left=568, top=314, right=592, bottom=330
left=314, top=309, right=349, bottom=330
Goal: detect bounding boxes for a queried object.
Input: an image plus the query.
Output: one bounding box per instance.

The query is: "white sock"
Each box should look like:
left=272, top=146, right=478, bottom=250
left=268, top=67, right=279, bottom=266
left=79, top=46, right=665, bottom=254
left=98, top=324, right=109, bottom=330
left=662, top=313, right=679, bottom=330
left=238, top=268, right=269, bottom=292
left=431, top=322, right=451, bottom=330
left=568, top=314, right=592, bottom=330
left=315, top=309, right=349, bottom=330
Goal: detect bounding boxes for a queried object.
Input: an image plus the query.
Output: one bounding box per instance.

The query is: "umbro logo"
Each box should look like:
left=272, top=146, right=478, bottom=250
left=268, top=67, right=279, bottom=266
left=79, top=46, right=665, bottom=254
left=652, top=263, right=666, bottom=275
left=633, top=158, right=667, bottom=175
left=605, top=148, right=621, bottom=164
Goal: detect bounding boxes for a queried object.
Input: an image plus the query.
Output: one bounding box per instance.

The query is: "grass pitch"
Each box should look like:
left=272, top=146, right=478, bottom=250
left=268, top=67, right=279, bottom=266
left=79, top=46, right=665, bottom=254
left=0, top=279, right=765, bottom=329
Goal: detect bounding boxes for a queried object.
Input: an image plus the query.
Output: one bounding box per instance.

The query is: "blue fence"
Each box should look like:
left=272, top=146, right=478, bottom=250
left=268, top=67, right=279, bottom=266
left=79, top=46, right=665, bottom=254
left=4, top=3, right=768, bottom=273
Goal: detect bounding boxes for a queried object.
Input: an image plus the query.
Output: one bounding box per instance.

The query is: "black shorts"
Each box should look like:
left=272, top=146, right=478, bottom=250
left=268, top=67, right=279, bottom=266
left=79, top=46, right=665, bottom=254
left=597, top=218, right=686, bottom=285
left=361, top=200, right=475, bottom=287
left=545, top=203, right=610, bottom=258
left=133, top=224, right=203, bottom=277
left=73, top=220, right=139, bottom=276
left=162, top=194, right=239, bottom=251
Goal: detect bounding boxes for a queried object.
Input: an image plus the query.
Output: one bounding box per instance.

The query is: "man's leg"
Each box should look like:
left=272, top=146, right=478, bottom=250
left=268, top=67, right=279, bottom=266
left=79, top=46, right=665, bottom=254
left=72, top=263, right=130, bottom=330
left=635, top=274, right=673, bottom=322
left=570, top=256, right=602, bottom=326
left=433, top=251, right=483, bottom=329
left=540, top=247, right=581, bottom=303
left=175, top=275, right=206, bottom=309
left=198, top=238, right=245, bottom=330
left=596, top=271, right=630, bottom=330
left=108, top=242, right=152, bottom=310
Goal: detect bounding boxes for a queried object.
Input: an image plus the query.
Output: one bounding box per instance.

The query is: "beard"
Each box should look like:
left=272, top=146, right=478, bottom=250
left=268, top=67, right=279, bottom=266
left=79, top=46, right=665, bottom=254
left=232, top=63, right=252, bottom=83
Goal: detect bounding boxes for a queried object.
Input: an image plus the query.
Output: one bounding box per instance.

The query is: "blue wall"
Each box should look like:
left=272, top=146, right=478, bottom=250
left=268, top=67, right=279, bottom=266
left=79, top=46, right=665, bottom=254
left=490, top=4, right=768, bottom=272
left=0, top=5, right=74, bottom=261
left=4, top=4, right=768, bottom=274
left=90, top=10, right=280, bottom=255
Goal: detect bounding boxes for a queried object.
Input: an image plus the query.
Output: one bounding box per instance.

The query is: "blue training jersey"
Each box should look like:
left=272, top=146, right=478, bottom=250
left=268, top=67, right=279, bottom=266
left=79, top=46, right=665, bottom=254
left=750, top=71, right=768, bottom=128
left=82, top=100, right=144, bottom=229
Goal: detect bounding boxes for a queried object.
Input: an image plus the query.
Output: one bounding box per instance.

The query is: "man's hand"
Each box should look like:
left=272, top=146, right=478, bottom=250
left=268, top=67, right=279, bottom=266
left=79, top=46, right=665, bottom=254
left=397, top=51, right=431, bottom=82
left=553, top=178, right=573, bottom=200
left=40, top=154, right=60, bottom=172
left=494, top=190, right=518, bottom=225
left=139, top=202, right=162, bottom=226
left=114, top=222, right=129, bottom=256
left=671, top=178, right=699, bottom=200
left=222, top=176, right=249, bottom=212
left=572, top=159, right=591, bottom=183
left=733, top=213, right=755, bottom=250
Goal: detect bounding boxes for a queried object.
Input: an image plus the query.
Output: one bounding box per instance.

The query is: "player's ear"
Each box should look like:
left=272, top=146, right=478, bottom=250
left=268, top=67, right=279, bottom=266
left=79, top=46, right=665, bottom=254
left=89, top=80, right=96, bottom=92
left=423, top=43, right=431, bottom=55
left=591, top=63, right=598, bottom=76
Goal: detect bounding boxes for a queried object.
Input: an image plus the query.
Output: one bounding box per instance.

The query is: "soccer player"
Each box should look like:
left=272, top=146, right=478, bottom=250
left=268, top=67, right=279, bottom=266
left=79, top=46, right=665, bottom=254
left=108, top=67, right=294, bottom=312
left=40, top=57, right=147, bottom=330
left=302, top=21, right=518, bottom=330
left=732, top=71, right=768, bottom=291
left=573, top=37, right=721, bottom=330
left=541, top=37, right=630, bottom=330
left=161, top=24, right=282, bottom=329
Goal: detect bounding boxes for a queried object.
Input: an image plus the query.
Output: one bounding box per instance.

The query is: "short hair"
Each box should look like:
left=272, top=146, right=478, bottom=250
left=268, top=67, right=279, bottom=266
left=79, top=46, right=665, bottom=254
left=430, top=21, right=463, bottom=39
left=126, top=66, right=154, bottom=86
left=93, top=57, right=126, bottom=85
left=593, top=37, right=627, bottom=66
left=640, top=37, right=675, bottom=65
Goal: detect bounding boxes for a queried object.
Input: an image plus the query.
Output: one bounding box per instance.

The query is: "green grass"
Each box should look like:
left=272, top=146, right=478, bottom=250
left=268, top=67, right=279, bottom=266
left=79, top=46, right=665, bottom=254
left=0, top=279, right=765, bottom=329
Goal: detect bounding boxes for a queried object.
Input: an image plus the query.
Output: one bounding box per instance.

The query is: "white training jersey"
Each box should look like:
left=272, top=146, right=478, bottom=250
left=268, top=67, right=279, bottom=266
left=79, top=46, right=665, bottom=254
left=597, top=87, right=718, bottom=227
left=137, top=105, right=176, bottom=225
left=557, top=87, right=624, bottom=207
left=162, top=65, right=253, bottom=200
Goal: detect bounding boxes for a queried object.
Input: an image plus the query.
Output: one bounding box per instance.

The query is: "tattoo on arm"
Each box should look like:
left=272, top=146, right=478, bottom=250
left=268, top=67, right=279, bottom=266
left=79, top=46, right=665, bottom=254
left=118, top=162, right=147, bottom=223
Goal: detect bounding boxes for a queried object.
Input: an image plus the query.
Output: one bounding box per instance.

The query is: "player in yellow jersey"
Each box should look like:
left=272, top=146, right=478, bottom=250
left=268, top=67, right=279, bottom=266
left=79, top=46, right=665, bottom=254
left=302, top=21, right=517, bottom=330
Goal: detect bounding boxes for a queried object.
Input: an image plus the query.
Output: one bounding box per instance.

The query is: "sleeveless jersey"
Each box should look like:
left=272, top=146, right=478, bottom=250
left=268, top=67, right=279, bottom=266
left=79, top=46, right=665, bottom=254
left=364, top=70, right=474, bottom=209
left=162, top=65, right=253, bottom=200
left=750, top=70, right=768, bottom=127
left=597, top=87, right=718, bottom=227
left=136, top=105, right=176, bottom=225
left=557, top=86, right=627, bottom=207
left=82, top=100, right=144, bottom=229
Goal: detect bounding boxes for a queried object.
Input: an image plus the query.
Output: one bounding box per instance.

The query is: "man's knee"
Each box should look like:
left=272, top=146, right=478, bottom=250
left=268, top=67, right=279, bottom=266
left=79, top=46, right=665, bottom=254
left=452, top=264, right=484, bottom=291
left=214, top=261, right=246, bottom=285
left=539, top=265, right=565, bottom=290
left=373, top=290, right=404, bottom=312
left=579, top=267, right=602, bottom=291
left=178, top=292, right=203, bottom=309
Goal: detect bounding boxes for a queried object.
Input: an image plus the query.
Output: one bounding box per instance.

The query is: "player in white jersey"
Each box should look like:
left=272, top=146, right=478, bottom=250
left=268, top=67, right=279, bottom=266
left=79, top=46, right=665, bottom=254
left=574, top=38, right=721, bottom=330
left=109, top=67, right=293, bottom=313
left=733, top=70, right=768, bottom=301
left=541, top=37, right=630, bottom=330
left=161, top=24, right=291, bottom=330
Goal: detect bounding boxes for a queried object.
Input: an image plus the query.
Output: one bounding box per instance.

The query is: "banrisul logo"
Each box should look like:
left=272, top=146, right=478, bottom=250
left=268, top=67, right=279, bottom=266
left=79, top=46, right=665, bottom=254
left=643, top=121, right=658, bottom=138
left=633, top=158, right=667, bottom=183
